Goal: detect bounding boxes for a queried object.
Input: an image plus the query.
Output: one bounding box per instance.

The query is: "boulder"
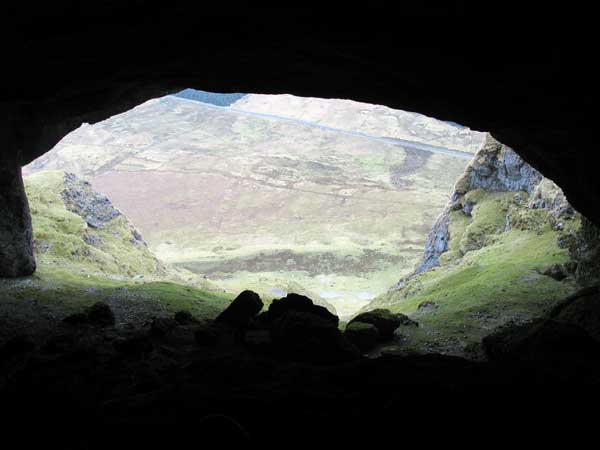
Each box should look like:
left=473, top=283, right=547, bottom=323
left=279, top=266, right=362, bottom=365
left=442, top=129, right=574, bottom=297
left=417, top=301, right=439, bottom=313
left=164, top=325, right=197, bottom=346
left=482, top=319, right=600, bottom=363
left=271, top=311, right=359, bottom=363
left=62, top=312, right=89, bottom=326
left=174, top=310, right=195, bottom=325
left=348, top=309, right=417, bottom=340
left=244, top=329, right=272, bottom=348
left=542, top=264, right=568, bottom=281
left=194, top=323, right=219, bottom=346
left=113, top=334, right=153, bottom=355
left=551, top=286, right=600, bottom=342
left=267, top=293, right=338, bottom=327
left=84, top=302, right=115, bottom=327
left=150, top=317, right=178, bottom=337
left=344, top=322, right=379, bottom=352
left=216, top=290, right=263, bottom=328
left=0, top=335, right=35, bottom=360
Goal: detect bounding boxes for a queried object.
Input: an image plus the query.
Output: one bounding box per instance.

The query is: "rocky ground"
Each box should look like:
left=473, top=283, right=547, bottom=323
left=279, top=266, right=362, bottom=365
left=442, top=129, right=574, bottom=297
left=1, top=288, right=599, bottom=445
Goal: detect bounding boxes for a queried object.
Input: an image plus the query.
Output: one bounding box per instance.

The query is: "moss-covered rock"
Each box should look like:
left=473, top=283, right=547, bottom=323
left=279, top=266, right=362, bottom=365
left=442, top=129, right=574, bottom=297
left=348, top=308, right=417, bottom=340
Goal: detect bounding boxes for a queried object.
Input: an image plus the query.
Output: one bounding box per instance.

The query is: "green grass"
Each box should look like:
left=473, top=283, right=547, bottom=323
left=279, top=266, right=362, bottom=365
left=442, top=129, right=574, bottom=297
left=25, top=171, right=163, bottom=278
left=0, top=171, right=235, bottom=330
left=0, top=266, right=233, bottom=321
left=368, top=189, right=581, bottom=356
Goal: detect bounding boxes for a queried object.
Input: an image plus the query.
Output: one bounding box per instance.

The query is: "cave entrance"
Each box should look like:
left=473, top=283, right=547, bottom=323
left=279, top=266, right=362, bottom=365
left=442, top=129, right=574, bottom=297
left=21, top=89, right=482, bottom=320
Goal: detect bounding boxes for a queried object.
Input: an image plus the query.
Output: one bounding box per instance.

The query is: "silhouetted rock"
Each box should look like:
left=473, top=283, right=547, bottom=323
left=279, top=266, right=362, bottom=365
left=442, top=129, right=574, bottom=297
left=194, top=323, right=219, bottom=346
left=268, top=293, right=338, bottom=327
left=551, top=286, right=600, bottom=342
left=113, top=334, right=153, bottom=355
left=248, top=311, right=272, bottom=330
left=344, top=322, right=379, bottom=352
left=482, top=319, right=600, bottom=362
left=271, top=311, right=359, bottom=362
left=216, top=290, right=263, bottom=328
left=244, top=329, right=272, bottom=348
left=349, top=309, right=417, bottom=340
left=85, top=302, right=115, bottom=327
left=164, top=325, right=196, bottom=346
left=151, top=317, right=178, bottom=337
left=0, top=335, right=35, bottom=360
left=174, top=310, right=195, bottom=325
left=42, top=333, right=77, bottom=354
left=62, top=312, right=89, bottom=326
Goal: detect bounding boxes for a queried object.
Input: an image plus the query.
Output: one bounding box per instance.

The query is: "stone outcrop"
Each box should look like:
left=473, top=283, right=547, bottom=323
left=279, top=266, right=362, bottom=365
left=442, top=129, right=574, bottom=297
left=215, top=290, right=264, bottom=328
left=454, top=134, right=542, bottom=196
left=348, top=308, right=417, bottom=340
left=410, top=134, right=564, bottom=278
left=0, top=155, right=36, bottom=277
left=569, top=217, right=600, bottom=286
left=62, top=172, right=121, bottom=229
left=482, top=318, right=600, bottom=363
left=550, top=286, right=600, bottom=342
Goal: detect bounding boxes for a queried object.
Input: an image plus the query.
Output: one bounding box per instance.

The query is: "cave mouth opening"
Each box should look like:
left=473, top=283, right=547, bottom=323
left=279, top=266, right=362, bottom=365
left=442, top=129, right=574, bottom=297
left=18, top=88, right=482, bottom=323
left=4, top=87, right=591, bottom=362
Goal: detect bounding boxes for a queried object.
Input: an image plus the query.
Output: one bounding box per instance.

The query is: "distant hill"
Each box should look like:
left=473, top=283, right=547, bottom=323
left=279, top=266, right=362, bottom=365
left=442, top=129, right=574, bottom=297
left=174, top=88, right=246, bottom=106
left=24, top=93, right=482, bottom=318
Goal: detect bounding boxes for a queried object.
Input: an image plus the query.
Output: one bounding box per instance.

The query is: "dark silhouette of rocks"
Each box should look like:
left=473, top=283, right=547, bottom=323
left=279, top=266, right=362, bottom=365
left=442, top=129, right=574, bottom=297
left=267, top=293, right=339, bottom=327
left=482, top=319, right=600, bottom=364
left=216, top=290, right=263, bottom=328
left=63, top=302, right=115, bottom=328
left=551, top=286, right=600, bottom=342
left=344, top=322, right=379, bottom=352
left=349, top=309, right=417, bottom=340
left=85, top=302, right=116, bottom=327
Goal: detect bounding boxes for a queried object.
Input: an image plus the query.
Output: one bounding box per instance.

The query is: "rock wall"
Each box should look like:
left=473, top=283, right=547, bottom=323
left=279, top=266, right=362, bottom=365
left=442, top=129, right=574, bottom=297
left=61, top=173, right=122, bottom=229
left=0, top=155, right=36, bottom=277
left=571, top=217, right=600, bottom=286
left=411, top=134, right=564, bottom=277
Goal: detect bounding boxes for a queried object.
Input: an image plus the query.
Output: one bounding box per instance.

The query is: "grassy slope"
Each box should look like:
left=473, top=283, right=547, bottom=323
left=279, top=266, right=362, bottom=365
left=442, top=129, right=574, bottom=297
left=25, top=171, right=163, bottom=277
left=0, top=171, right=234, bottom=343
left=367, top=190, right=581, bottom=357
left=0, top=267, right=231, bottom=320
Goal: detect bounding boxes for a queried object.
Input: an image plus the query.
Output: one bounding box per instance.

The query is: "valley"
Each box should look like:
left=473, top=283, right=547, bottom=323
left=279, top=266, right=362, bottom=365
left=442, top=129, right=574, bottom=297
left=24, top=91, right=483, bottom=318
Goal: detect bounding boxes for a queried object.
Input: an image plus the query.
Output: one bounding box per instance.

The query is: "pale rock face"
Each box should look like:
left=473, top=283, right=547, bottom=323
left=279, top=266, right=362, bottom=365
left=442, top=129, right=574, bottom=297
left=409, top=134, right=564, bottom=278
left=0, top=157, right=36, bottom=277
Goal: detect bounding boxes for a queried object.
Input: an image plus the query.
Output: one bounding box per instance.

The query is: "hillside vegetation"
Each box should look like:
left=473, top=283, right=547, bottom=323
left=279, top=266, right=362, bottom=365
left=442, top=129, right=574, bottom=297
left=24, top=92, right=482, bottom=318
left=0, top=171, right=233, bottom=344
left=363, top=135, right=583, bottom=358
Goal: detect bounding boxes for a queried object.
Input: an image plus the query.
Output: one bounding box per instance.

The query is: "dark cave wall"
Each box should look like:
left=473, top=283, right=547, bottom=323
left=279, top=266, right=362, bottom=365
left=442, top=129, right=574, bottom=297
left=1, top=5, right=598, bottom=276
left=0, top=152, right=36, bottom=277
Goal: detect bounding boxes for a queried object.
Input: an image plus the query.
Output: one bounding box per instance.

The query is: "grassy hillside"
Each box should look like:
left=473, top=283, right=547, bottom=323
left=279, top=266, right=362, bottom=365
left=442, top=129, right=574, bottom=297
left=25, top=170, right=165, bottom=278
left=366, top=188, right=582, bottom=358
left=0, top=171, right=234, bottom=344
